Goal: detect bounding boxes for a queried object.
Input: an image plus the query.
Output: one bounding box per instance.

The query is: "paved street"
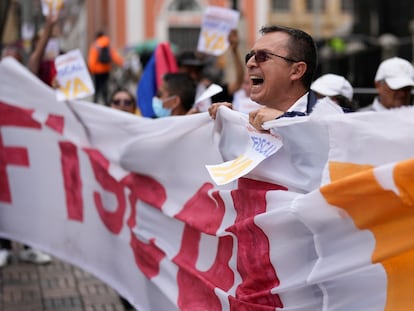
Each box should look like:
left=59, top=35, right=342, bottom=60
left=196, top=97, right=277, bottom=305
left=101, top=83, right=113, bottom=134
left=0, top=243, right=131, bottom=311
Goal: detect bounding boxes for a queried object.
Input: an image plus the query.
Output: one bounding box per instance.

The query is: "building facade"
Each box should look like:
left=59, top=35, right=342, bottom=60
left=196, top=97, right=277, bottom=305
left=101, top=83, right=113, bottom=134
left=2, top=1, right=354, bottom=58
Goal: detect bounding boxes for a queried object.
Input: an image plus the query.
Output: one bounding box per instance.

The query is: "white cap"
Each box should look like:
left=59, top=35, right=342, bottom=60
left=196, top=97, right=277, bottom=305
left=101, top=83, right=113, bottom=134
left=374, top=57, right=414, bottom=90
left=311, top=74, right=353, bottom=100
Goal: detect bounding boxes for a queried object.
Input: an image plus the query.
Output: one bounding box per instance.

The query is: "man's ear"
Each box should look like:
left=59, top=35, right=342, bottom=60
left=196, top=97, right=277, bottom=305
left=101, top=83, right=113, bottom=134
left=291, top=61, right=307, bottom=81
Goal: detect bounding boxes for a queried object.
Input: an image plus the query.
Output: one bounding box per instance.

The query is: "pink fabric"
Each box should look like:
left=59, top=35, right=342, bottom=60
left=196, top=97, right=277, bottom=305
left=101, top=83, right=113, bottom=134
left=155, top=42, right=178, bottom=87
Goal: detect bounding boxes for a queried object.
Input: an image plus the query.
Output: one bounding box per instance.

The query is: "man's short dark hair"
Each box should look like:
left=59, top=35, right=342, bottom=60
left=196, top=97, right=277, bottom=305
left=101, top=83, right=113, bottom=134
left=163, top=73, right=196, bottom=112
left=260, top=25, right=318, bottom=89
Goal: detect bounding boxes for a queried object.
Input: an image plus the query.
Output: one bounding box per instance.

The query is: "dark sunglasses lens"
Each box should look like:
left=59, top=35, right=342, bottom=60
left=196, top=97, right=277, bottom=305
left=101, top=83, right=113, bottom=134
left=255, top=51, right=268, bottom=62
left=245, top=51, right=269, bottom=64
left=112, top=99, right=132, bottom=106
left=245, top=51, right=254, bottom=64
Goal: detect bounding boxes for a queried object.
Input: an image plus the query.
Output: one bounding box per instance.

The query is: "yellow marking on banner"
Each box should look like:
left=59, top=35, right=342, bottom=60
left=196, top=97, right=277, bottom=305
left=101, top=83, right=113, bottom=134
left=321, top=158, right=414, bottom=311
left=210, top=155, right=253, bottom=184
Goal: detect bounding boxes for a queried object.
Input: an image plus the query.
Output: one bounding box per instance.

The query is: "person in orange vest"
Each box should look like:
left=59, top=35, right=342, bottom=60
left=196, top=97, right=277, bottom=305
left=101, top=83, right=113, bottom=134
left=88, top=31, right=124, bottom=104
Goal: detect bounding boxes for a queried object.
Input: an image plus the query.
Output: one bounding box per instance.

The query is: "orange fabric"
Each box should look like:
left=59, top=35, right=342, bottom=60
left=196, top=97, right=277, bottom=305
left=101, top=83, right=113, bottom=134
left=322, top=159, right=414, bottom=311
left=88, top=36, right=124, bottom=74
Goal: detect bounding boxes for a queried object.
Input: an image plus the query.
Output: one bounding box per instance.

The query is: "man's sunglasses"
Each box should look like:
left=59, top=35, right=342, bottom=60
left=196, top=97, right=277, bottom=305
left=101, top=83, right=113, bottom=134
left=245, top=50, right=299, bottom=64
left=112, top=99, right=133, bottom=106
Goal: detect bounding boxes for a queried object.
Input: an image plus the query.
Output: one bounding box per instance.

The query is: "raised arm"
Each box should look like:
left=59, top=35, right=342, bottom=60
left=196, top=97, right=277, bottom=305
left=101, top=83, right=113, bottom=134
left=226, top=29, right=244, bottom=96
left=27, top=13, right=59, bottom=75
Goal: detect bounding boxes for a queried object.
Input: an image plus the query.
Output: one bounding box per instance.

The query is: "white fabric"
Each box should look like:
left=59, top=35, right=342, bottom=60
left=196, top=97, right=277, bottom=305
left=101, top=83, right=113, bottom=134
left=2, top=58, right=414, bottom=310
left=232, top=89, right=263, bottom=114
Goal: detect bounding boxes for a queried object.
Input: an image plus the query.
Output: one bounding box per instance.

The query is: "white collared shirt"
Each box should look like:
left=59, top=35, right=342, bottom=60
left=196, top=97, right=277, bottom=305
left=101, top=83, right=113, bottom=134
left=286, top=92, right=309, bottom=113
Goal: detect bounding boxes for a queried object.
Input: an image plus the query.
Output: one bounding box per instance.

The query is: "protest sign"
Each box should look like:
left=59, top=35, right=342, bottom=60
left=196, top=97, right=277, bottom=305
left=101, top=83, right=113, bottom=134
left=197, top=6, right=240, bottom=56
left=41, top=0, right=65, bottom=16
left=55, top=49, right=95, bottom=101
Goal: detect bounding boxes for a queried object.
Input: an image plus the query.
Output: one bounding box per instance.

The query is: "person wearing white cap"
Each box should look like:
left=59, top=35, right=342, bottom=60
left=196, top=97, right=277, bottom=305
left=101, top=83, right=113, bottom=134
left=359, top=57, right=414, bottom=111
left=311, top=73, right=354, bottom=112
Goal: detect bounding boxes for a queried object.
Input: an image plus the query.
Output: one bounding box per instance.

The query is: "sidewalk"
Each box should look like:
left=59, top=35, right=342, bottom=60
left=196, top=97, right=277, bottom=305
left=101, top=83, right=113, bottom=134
left=0, top=243, right=132, bottom=311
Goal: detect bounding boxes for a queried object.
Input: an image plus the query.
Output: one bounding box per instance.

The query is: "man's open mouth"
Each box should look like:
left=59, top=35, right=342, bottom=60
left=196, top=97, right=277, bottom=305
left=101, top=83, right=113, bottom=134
left=251, top=75, right=264, bottom=86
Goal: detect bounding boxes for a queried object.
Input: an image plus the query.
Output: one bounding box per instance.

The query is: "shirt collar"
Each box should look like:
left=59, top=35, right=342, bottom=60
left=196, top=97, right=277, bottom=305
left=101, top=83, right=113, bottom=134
left=286, top=93, right=309, bottom=113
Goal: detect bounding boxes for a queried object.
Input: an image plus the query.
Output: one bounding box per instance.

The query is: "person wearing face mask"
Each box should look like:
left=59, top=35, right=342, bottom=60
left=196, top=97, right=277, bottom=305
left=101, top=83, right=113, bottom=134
left=209, top=25, right=320, bottom=131
left=358, top=57, right=414, bottom=112
left=152, top=72, right=196, bottom=118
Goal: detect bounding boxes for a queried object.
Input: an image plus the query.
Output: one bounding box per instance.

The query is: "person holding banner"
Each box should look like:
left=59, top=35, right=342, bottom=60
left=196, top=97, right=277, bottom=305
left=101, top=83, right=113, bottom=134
left=209, top=25, right=319, bottom=131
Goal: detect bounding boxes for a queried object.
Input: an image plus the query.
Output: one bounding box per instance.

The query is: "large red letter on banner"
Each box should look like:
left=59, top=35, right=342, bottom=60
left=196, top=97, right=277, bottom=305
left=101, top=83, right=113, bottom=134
left=0, top=102, right=41, bottom=203
left=84, top=148, right=126, bottom=234
left=122, top=173, right=167, bottom=278
left=174, top=183, right=234, bottom=311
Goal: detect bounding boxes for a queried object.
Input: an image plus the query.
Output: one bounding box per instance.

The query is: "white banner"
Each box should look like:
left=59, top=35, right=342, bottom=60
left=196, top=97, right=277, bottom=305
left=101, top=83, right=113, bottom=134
left=2, top=58, right=414, bottom=310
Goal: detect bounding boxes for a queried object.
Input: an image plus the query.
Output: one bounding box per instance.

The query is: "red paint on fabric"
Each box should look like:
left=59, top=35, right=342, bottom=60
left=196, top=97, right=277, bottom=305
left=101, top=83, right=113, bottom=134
left=227, top=178, right=285, bottom=309
left=83, top=148, right=110, bottom=169
left=46, top=114, right=64, bottom=134
left=122, top=173, right=167, bottom=278
left=175, top=183, right=225, bottom=234
left=0, top=101, right=40, bottom=128
left=0, top=135, right=30, bottom=202
left=85, top=148, right=125, bottom=234
left=59, top=141, right=83, bottom=221
left=0, top=101, right=40, bottom=202
left=174, top=183, right=234, bottom=310
left=238, top=177, right=288, bottom=191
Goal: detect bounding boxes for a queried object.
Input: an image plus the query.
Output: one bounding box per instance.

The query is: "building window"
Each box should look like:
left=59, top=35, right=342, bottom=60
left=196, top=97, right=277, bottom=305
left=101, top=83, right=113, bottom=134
left=168, top=0, right=201, bottom=11
left=169, top=27, right=200, bottom=51
left=305, top=0, right=326, bottom=12
left=271, top=0, right=290, bottom=12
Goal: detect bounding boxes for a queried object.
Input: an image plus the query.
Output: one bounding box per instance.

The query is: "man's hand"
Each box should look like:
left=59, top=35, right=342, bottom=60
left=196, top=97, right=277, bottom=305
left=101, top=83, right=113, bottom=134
left=208, top=102, right=233, bottom=120
left=249, top=107, right=284, bottom=131
left=228, top=29, right=239, bottom=51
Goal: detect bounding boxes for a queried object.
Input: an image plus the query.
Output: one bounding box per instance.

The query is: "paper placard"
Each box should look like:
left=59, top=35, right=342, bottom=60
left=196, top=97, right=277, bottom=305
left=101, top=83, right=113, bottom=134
left=206, top=125, right=283, bottom=185
left=195, top=83, right=223, bottom=104
left=55, top=49, right=95, bottom=101
left=197, top=6, right=240, bottom=56
left=41, top=0, right=65, bottom=16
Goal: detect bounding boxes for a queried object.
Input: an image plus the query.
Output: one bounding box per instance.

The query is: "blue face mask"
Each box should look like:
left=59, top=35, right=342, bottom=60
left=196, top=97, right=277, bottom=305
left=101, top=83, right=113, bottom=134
left=152, top=97, right=172, bottom=118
